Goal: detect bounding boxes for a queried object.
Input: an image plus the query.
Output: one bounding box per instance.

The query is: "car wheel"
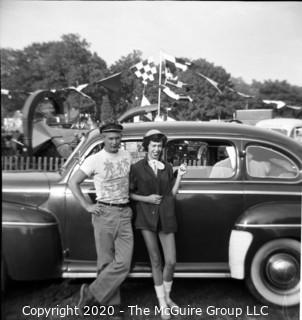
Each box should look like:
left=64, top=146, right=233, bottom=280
left=246, top=238, right=300, bottom=307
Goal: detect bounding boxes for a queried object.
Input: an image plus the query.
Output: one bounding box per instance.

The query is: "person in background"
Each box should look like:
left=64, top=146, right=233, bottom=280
left=209, top=146, right=236, bottom=178
left=130, top=129, right=187, bottom=320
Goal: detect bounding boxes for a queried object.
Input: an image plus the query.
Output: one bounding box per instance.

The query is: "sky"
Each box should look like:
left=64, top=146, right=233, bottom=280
left=0, top=1, right=302, bottom=86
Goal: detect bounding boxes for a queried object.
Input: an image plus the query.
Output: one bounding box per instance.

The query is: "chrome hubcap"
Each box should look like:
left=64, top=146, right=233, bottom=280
left=266, top=253, right=299, bottom=290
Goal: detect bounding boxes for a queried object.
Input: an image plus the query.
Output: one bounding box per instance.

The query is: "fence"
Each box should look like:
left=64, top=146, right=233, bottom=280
left=2, top=156, right=67, bottom=172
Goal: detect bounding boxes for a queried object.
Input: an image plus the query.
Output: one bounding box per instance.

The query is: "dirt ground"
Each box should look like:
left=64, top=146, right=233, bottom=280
left=2, top=278, right=299, bottom=320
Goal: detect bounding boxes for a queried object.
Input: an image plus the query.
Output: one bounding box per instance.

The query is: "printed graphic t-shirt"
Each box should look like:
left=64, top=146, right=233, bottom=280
left=80, top=149, right=132, bottom=203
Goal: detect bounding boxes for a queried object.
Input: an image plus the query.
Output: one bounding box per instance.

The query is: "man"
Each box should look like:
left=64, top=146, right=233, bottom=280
left=68, top=121, right=133, bottom=317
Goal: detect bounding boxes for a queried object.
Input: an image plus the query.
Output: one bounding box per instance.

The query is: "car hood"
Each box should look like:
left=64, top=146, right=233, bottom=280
left=2, top=171, right=61, bottom=207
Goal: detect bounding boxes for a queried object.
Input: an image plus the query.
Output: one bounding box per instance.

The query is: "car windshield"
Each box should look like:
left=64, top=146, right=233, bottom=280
left=60, top=133, right=87, bottom=173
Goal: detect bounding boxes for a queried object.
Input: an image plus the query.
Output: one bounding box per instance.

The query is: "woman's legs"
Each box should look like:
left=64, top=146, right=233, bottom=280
left=141, top=230, right=163, bottom=285
left=158, top=232, right=176, bottom=282
left=158, top=232, right=178, bottom=308
left=141, top=230, right=170, bottom=319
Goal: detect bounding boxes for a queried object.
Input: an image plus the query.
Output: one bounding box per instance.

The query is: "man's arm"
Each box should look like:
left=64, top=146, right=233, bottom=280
left=68, top=169, right=102, bottom=215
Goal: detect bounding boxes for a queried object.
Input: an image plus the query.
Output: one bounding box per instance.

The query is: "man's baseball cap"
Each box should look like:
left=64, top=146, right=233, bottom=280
left=99, top=121, right=123, bottom=134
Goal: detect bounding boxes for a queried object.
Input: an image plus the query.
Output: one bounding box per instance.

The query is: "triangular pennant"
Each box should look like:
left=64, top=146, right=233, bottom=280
left=141, top=94, right=151, bottom=107
left=197, top=72, right=222, bottom=94
left=163, top=86, right=193, bottom=102
left=96, top=72, right=122, bottom=92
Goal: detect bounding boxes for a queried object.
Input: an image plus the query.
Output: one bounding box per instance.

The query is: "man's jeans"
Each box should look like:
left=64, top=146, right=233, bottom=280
left=89, top=204, right=133, bottom=305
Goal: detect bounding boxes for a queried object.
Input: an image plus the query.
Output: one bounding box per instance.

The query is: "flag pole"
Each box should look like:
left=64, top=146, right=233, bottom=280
left=143, top=83, right=146, bottom=97
left=157, top=51, right=162, bottom=118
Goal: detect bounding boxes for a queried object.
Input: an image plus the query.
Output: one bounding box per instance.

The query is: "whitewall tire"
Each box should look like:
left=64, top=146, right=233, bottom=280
left=246, top=238, right=300, bottom=307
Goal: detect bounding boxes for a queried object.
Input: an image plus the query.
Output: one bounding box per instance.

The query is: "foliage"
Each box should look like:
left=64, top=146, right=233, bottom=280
left=231, top=78, right=302, bottom=110
left=257, top=80, right=302, bottom=105
left=108, top=50, right=144, bottom=116
left=1, top=34, right=302, bottom=121
left=163, top=58, right=240, bottom=120
left=1, top=34, right=107, bottom=118
left=100, top=95, right=114, bottom=122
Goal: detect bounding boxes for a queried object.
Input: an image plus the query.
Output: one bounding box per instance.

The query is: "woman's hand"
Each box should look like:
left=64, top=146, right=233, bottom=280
left=146, top=194, right=162, bottom=204
left=177, top=163, right=187, bottom=177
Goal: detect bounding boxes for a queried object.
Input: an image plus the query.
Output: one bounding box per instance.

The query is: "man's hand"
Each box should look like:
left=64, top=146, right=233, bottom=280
left=85, top=203, right=103, bottom=216
left=146, top=194, right=162, bottom=204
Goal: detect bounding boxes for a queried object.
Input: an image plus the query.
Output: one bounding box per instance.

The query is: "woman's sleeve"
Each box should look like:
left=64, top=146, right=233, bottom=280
left=129, top=164, right=138, bottom=193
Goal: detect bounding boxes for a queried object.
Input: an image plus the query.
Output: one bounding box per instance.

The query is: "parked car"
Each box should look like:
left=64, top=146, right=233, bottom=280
left=256, top=118, right=302, bottom=143
left=2, top=121, right=301, bottom=307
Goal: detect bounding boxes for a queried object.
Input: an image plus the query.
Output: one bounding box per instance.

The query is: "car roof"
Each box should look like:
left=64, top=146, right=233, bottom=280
left=87, top=121, right=302, bottom=157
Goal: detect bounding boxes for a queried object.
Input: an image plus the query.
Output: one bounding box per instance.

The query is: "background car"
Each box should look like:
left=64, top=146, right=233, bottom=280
left=2, top=121, right=301, bottom=307
left=256, top=118, right=302, bottom=143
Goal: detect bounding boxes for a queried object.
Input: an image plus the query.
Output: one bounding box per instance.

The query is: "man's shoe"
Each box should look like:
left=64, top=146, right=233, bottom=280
left=47, top=297, right=74, bottom=320
left=77, top=284, right=94, bottom=314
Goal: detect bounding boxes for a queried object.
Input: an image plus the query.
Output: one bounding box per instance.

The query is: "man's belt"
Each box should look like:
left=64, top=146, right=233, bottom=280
left=97, top=201, right=129, bottom=208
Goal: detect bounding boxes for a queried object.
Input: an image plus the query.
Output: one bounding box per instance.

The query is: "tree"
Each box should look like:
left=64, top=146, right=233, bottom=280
left=258, top=80, right=302, bottom=105
left=231, top=77, right=258, bottom=97
left=108, top=50, right=145, bottom=117
left=100, top=94, right=114, bottom=122
left=231, top=78, right=302, bottom=110
left=1, top=34, right=107, bottom=117
left=166, top=58, right=240, bottom=120
left=2, top=34, right=302, bottom=122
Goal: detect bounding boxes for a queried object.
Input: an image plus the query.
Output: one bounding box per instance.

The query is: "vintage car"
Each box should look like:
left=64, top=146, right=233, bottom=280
left=256, top=118, right=302, bottom=143
left=2, top=121, right=301, bottom=307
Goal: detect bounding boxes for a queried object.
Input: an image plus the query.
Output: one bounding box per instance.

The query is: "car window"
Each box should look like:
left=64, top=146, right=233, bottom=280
left=165, top=139, right=236, bottom=179
left=84, top=140, right=145, bottom=164
left=89, top=142, right=104, bottom=155
left=120, top=141, right=146, bottom=164
left=246, top=145, right=299, bottom=179
left=62, top=133, right=87, bottom=171
left=72, top=140, right=145, bottom=182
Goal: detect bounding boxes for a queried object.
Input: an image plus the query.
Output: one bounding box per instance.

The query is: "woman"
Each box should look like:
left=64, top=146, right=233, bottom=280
left=130, top=129, right=186, bottom=319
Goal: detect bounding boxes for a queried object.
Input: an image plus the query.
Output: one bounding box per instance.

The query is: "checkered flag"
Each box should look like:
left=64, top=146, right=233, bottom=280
left=132, top=57, right=157, bottom=85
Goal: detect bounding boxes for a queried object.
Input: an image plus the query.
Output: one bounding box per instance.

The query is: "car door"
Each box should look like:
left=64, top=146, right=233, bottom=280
left=64, top=138, right=148, bottom=266
left=242, top=142, right=301, bottom=217
left=64, top=141, right=103, bottom=265
left=165, top=137, right=244, bottom=272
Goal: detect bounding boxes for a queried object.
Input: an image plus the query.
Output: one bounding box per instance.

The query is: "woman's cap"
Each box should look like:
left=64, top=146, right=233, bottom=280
left=144, top=129, right=165, bottom=138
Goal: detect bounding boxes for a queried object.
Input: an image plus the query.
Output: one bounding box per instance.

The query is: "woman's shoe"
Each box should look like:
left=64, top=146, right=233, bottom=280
left=160, top=306, right=171, bottom=320
left=166, top=298, right=180, bottom=312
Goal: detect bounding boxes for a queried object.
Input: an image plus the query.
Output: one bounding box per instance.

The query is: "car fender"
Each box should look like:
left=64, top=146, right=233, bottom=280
left=2, top=202, right=63, bottom=281
left=229, top=201, right=301, bottom=280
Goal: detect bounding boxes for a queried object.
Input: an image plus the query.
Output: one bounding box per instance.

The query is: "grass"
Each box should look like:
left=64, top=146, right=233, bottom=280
left=2, top=278, right=299, bottom=320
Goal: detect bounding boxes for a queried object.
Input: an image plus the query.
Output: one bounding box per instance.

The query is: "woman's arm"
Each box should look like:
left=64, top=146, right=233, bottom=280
left=172, top=164, right=187, bottom=196
left=130, top=193, right=162, bottom=204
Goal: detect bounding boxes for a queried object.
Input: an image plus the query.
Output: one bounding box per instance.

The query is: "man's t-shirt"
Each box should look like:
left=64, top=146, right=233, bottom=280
left=80, top=149, right=132, bottom=204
